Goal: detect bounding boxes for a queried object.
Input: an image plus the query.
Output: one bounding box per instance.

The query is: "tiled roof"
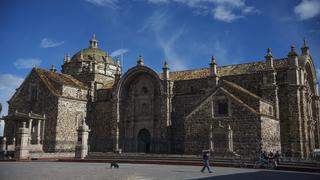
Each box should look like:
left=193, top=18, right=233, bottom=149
left=166, top=58, right=288, bottom=81
left=222, top=80, right=262, bottom=100
left=34, top=68, right=88, bottom=96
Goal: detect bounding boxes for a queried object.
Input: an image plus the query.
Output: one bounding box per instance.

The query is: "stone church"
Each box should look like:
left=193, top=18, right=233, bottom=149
left=3, top=35, right=320, bottom=159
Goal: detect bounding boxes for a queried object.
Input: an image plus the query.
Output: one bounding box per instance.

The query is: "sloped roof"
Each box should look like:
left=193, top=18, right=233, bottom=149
left=166, top=58, right=288, bottom=81
left=33, top=68, right=88, bottom=96
left=221, top=80, right=262, bottom=100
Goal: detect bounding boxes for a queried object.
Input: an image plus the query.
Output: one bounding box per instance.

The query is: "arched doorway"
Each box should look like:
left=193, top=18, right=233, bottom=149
left=138, top=128, right=151, bottom=153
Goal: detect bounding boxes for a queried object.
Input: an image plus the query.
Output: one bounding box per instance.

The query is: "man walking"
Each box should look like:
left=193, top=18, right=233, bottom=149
left=201, top=150, right=213, bottom=173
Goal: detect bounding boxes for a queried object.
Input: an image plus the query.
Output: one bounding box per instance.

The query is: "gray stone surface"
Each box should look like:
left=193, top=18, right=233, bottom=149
left=0, top=162, right=319, bottom=180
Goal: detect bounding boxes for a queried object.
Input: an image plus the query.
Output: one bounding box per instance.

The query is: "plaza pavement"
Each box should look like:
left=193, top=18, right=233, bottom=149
left=0, top=161, right=319, bottom=180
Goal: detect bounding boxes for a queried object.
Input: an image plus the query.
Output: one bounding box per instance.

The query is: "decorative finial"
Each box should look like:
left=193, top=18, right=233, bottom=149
left=89, top=34, right=98, bottom=48
left=50, top=64, right=57, bottom=72
left=163, top=61, right=169, bottom=69
left=288, top=44, right=298, bottom=57
left=267, top=48, right=271, bottom=54
left=137, top=55, right=144, bottom=66
left=63, top=54, right=67, bottom=62
left=211, top=56, right=216, bottom=64
left=301, top=38, right=310, bottom=55
left=291, top=45, right=296, bottom=52
left=265, top=48, right=272, bottom=58
left=303, top=38, right=307, bottom=47
left=265, top=48, right=273, bottom=69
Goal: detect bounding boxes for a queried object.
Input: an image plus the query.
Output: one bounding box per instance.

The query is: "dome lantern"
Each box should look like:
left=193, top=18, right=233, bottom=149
left=89, top=33, right=98, bottom=48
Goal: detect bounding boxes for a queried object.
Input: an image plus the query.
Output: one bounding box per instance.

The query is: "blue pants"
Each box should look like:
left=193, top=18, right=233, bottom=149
left=201, top=160, right=212, bottom=172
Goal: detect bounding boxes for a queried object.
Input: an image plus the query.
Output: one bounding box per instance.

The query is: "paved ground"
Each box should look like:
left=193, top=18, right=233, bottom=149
left=0, top=162, right=319, bottom=180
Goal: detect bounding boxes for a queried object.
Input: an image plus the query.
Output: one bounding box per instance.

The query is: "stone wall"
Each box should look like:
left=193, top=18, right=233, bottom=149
left=4, top=71, right=59, bottom=152
left=88, top=100, right=114, bottom=152
left=62, top=86, right=87, bottom=100
left=260, top=116, right=281, bottom=153
left=171, top=78, right=209, bottom=153
left=184, top=88, right=262, bottom=158
left=56, top=96, right=87, bottom=152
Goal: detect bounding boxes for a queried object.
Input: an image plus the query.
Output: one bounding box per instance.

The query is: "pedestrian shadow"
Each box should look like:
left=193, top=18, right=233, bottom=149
left=190, top=170, right=320, bottom=180
left=172, top=170, right=200, bottom=173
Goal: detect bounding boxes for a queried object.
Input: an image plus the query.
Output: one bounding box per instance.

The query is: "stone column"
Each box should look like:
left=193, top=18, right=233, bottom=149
left=41, top=120, right=45, bottom=144
left=28, top=119, right=33, bottom=144
left=15, top=122, right=29, bottom=160
left=36, top=120, right=41, bottom=144
left=0, top=137, right=6, bottom=152
left=75, top=121, right=90, bottom=159
left=0, top=137, right=6, bottom=159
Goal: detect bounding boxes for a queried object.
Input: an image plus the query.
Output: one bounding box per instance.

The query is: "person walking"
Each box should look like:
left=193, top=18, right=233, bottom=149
left=201, top=150, right=213, bottom=173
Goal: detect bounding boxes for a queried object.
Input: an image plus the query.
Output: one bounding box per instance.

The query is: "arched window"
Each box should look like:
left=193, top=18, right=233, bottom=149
left=29, top=84, right=38, bottom=102
left=218, top=99, right=229, bottom=116
left=269, top=106, right=273, bottom=115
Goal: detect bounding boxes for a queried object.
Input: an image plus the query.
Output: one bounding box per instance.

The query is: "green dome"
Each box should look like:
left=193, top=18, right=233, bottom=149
left=71, top=47, right=114, bottom=64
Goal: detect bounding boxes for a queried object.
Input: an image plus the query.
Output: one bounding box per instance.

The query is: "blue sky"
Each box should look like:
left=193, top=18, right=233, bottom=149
left=0, top=0, right=320, bottom=135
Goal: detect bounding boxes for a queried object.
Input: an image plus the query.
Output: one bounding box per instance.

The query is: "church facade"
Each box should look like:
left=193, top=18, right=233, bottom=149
left=3, top=35, right=320, bottom=159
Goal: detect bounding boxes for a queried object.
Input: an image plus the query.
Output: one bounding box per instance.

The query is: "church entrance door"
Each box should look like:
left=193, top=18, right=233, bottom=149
left=137, top=128, right=151, bottom=153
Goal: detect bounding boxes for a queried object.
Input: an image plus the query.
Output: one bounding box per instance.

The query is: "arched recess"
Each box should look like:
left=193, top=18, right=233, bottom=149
left=305, top=60, right=318, bottom=96
left=115, top=65, right=164, bottom=153
left=304, top=59, right=319, bottom=151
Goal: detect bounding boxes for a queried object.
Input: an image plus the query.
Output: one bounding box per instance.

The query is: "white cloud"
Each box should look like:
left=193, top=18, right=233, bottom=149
left=0, top=74, right=24, bottom=136
left=242, top=6, right=259, bottom=15
left=158, top=28, right=187, bottom=70
left=0, top=74, right=23, bottom=91
left=85, top=0, right=119, bottom=9
left=40, top=38, right=64, bottom=48
left=111, top=48, right=129, bottom=57
left=145, top=0, right=258, bottom=22
left=212, top=5, right=241, bottom=22
left=140, top=11, right=187, bottom=71
left=294, top=0, right=320, bottom=20
left=14, top=58, right=42, bottom=69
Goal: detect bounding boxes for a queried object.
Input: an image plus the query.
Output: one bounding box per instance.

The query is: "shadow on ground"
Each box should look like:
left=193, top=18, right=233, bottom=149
left=192, top=170, right=320, bottom=180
